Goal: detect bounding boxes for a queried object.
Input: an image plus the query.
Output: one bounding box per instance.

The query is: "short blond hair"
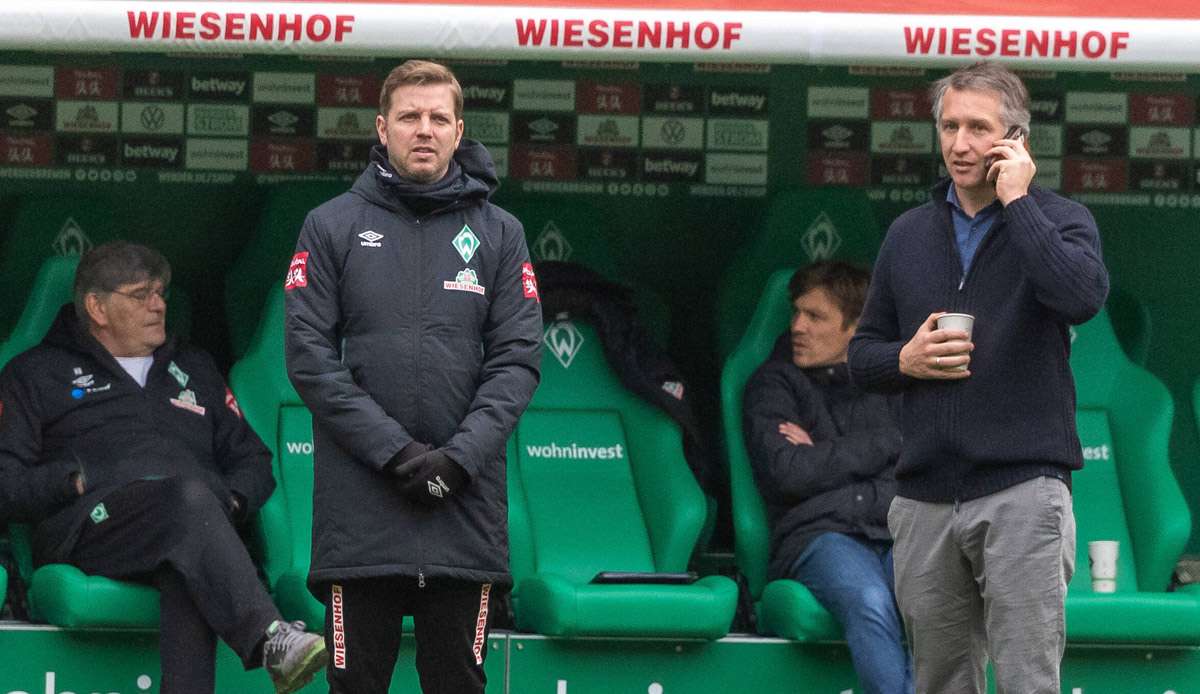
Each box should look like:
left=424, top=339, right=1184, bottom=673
left=379, top=60, right=463, bottom=120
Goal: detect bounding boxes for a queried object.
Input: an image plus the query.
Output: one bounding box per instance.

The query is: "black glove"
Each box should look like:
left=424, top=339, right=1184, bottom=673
left=385, top=441, right=433, bottom=473
left=391, top=449, right=468, bottom=505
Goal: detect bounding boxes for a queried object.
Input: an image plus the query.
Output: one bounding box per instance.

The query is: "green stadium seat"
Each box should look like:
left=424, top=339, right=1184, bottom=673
left=0, top=191, right=249, bottom=342
left=1106, top=284, right=1152, bottom=367
left=225, top=184, right=342, bottom=359
left=1066, top=307, right=1200, bottom=644
left=228, top=285, right=321, bottom=627
left=501, top=197, right=672, bottom=346
left=0, top=256, right=193, bottom=628
left=720, top=269, right=840, bottom=641
left=0, top=256, right=80, bottom=369
left=715, top=189, right=882, bottom=359
left=724, top=272, right=1200, bottom=644
left=508, top=317, right=737, bottom=639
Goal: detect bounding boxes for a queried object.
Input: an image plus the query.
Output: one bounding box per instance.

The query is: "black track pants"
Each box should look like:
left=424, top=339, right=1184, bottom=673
left=323, top=576, right=498, bottom=694
left=67, top=477, right=281, bottom=691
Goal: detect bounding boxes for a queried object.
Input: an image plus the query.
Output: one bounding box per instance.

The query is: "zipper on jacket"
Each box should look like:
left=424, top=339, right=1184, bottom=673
left=954, top=214, right=1005, bottom=293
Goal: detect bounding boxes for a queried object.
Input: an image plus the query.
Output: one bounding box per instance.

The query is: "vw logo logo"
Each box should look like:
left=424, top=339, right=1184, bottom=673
left=660, top=119, right=686, bottom=145
left=140, top=106, right=166, bottom=131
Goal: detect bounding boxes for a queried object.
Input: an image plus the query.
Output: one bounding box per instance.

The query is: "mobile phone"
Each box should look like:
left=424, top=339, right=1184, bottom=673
left=983, top=125, right=1025, bottom=172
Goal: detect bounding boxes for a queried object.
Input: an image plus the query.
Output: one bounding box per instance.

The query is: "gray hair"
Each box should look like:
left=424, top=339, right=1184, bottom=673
left=930, top=61, right=1031, bottom=137
left=73, top=241, right=171, bottom=326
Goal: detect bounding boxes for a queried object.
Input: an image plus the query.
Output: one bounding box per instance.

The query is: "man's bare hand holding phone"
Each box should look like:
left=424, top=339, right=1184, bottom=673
left=985, top=124, right=1036, bottom=206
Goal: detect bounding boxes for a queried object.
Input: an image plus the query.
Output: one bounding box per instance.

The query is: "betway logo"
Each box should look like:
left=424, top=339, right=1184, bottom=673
left=525, top=442, right=625, bottom=460
left=463, top=85, right=507, bottom=104
left=192, top=76, right=246, bottom=96
left=710, top=91, right=766, bottom=112
left=643, top=157, right=698, bottom=177
left=124, top=142, right=179, bottom=163
left=1031, top=99, right=1060, bottom=119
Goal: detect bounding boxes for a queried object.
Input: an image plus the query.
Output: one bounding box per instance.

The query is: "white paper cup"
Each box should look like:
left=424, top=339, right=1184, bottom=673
left=1088, top=540, right=1119, bottom=593
left=936, top=313, right=974, bottom=371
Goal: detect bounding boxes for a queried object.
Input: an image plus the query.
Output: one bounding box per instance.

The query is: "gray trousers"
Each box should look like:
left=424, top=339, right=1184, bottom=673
left=888, top=476, right=1075, bottom=694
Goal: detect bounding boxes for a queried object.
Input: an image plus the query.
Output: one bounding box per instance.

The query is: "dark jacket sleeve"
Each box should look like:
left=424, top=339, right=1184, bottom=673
left=742, top=363, right=901, bottom=506
left=0, top=362, right=81, bottom=522
left=284, top=211, right=418, bottom=471
left=848, top=227, right=911, bottom=393
left=442, top=217, right=542, bottom=477
left=1003, top=193, right=1109, bottom=325
left=201, top=353, right=275, bottom=515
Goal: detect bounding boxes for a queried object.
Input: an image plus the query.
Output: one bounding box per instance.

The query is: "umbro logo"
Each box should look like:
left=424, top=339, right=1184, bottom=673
left=428, top=476, right=451, bottom=498
left=358, top=230, right=383, bottom=248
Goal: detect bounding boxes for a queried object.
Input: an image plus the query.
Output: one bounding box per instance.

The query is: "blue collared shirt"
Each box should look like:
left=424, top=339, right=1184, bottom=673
left=946, top=185, right=1002, bottom=275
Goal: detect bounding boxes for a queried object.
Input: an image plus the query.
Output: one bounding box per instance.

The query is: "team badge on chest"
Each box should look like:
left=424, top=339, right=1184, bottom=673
left=453, top=225, right=480, bottom=263
left=167, top=361, right=190, bottom=388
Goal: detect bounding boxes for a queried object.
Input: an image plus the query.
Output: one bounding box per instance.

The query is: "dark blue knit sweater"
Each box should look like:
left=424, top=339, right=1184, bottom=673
left=848, top=180, right=1109, bottom=503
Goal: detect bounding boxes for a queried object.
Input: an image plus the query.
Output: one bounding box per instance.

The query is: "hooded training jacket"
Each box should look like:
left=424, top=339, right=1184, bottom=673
left=285, top=140, right=542, bottom=590
left=0, top=306, right=274, bottom=564
left=744, top=336, right=902, bottom=581
left=848, top=180, right=1108, bottom=503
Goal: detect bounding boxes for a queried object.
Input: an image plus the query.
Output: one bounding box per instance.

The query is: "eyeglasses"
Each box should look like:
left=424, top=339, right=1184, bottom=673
left=109, top=285, right=170, bottom=305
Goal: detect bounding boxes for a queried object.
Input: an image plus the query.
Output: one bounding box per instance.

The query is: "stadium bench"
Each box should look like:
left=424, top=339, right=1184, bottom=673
left=723, top=268, right=1200, bottom=645
left=1066, top=306, right=1200, bottom=643
left=0, top=256, right=193, bottom=628
left=508, top=317, right=737, bottom=639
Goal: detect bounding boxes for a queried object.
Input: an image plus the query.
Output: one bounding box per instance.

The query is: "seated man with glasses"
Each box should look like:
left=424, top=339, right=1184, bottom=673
left=0, top=241, right=327, bottom=694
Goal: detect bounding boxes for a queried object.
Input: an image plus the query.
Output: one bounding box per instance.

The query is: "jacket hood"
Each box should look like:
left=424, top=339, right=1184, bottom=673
left=44, top=304, right=105, bottom=355
left=351, top=139, right=498, bottom=212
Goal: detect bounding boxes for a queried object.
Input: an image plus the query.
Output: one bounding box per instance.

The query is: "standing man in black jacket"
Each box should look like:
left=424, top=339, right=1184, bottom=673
left=285, top=59, right=542, bottom=693
left=849, top=62, right=1107, bottom=694
left=743, top=261, right=908, bottom=694
left=0, top=241, right=327, bottom=694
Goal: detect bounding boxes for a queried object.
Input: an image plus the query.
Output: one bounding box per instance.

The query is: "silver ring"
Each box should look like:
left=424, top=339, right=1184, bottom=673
left=935, top=356, right=942, bottom=367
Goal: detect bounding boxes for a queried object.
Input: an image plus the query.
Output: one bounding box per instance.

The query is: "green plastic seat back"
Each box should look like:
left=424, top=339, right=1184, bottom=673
left=276, top=406, right=315, bottom=585
left=1070, top=307, right=1189, bottom=592
left=509, top=318, right=705, bottom=586
left=516, top=409, right=653, bottom=583
left=501, top=197, right=671, bottom=345
left=0, top=192, right=244, bottom=340
left=715, top=188, right=881, bottom=357
left=1069, top=410, right=1137, bottom=593
left=0, top=256, right=79, bottom=370
left=720, top=269, right=794, bottom=600
left=225, top=183, right=342, bottom=358
left=229, top=285, right=304, bottom=590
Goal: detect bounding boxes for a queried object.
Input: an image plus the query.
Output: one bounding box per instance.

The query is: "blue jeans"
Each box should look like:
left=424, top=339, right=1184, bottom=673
left=789, top=532, right=913, bottom=694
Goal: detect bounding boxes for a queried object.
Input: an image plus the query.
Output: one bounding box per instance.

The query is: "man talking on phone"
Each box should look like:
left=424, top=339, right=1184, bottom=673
left=848, top=61, right=1108, bottom=694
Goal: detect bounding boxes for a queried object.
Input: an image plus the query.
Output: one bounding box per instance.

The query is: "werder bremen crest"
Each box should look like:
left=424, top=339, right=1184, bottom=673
left=168, top=361, right=189, bottom=388
left=453, top=225, right=480, bottom=263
